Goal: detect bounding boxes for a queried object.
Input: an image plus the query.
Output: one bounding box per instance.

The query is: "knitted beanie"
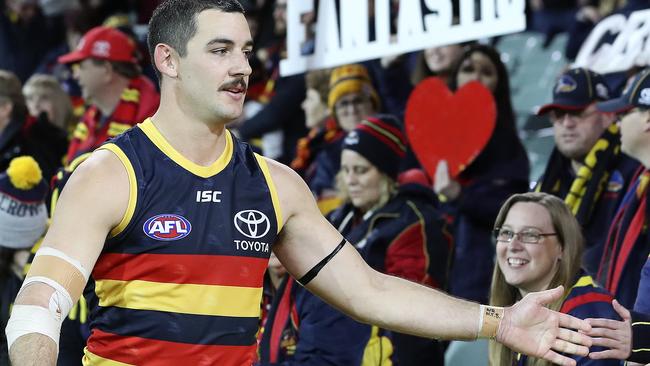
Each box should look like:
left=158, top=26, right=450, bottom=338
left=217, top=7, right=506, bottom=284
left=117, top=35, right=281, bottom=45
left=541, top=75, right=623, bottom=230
left=327, top=64, right=381, bottom=112
left=0, top=156, right=48, bottom=249
left=341, top=114, right=407, bottom=179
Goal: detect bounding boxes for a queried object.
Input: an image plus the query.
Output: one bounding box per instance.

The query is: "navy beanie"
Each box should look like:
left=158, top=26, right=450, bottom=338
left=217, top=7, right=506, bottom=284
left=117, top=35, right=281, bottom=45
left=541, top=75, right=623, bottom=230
left=341, top=114, right=407, bottom=179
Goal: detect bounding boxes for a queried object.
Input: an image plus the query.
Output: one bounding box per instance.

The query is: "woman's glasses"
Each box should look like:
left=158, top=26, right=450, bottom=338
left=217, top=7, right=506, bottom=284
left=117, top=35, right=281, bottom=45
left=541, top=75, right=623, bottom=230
left=493, top=228, right=557, bottom=244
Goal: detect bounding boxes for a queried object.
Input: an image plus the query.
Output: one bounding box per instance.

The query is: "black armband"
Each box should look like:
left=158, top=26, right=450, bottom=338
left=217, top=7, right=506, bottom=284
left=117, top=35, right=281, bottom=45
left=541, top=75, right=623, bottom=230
left=297, top=238, right=346, bottom=286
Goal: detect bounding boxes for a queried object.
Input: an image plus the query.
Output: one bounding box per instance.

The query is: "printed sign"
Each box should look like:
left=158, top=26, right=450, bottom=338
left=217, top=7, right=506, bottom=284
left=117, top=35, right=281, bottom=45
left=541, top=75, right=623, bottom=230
left=280, top=0, right=526, bottom=76
left=574, top=9, right=650, bottom=74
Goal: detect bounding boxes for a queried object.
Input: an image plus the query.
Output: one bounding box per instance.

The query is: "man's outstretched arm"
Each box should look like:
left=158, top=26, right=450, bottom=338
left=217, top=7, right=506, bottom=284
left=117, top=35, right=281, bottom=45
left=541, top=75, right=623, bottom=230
left=7, top=149, right=129, bottom=366
left=265, top=158, right=592, bottom=366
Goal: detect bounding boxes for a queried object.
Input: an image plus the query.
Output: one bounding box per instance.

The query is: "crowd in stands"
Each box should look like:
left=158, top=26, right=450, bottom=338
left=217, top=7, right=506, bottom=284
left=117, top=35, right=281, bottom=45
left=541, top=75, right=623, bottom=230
left=1, top=0, right=650, bottom=365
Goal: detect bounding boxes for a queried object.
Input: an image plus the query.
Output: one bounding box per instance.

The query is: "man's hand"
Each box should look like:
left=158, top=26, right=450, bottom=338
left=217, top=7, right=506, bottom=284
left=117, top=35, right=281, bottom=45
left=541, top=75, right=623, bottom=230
left=497, top=286, right=593, bottom=366
left=586, top=299, right=631, bottom=360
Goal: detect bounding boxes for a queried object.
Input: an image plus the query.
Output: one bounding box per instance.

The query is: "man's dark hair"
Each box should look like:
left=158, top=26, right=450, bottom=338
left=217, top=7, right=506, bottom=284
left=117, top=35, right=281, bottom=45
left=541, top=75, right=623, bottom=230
left=147, top=0, right=245, bottom=82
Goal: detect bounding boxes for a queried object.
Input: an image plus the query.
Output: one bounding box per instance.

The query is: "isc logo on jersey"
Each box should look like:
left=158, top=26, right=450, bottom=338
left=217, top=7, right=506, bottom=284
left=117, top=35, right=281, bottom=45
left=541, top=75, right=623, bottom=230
left=143, top=214, right=192, bottom=241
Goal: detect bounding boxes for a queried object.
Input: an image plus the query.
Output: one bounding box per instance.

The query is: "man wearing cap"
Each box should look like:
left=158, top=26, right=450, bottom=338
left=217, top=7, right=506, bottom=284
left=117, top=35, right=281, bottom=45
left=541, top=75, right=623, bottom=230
left=594, top=68, right=650, bottom=309
left=58, top=25, right=159, bottom=164
left=535, top=68, right=640, bottom=278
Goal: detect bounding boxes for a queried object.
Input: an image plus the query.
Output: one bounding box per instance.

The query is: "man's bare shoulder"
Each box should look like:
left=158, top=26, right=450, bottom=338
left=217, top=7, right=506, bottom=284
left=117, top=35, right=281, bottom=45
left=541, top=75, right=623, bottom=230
left=258, top=157, right=317, bottom=219
left=52, top=149, right=130, bottom=233
left=40, top=148, right=132, bottom=268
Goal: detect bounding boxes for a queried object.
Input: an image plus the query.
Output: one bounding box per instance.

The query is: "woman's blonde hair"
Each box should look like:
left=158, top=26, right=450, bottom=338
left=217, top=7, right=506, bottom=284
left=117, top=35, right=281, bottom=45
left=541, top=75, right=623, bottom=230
left=488, top=192, right=583, bottom=366
left=23, top=74, right=75, bottom=131
left=335, top=169, right=397, bottom=213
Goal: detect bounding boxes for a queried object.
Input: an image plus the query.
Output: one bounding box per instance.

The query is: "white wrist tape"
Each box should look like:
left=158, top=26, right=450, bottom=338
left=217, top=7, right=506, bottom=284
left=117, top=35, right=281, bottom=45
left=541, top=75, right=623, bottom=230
left=21, top=276, right=74, bottom=320
left=6, top=246, right=90, bottom=352
left=5, top=305, right=62, bottom=350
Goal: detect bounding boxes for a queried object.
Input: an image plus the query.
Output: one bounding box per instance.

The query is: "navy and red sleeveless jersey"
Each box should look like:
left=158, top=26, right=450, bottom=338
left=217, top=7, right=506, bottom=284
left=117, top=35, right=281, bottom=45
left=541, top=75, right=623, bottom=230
left=82, top=118, right=283, bottom=366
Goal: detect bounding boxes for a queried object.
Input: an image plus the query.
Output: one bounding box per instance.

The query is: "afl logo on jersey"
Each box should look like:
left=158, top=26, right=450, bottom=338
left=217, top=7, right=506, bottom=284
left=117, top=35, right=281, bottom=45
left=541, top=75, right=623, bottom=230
left=143, top=214, right=192, bottom=241
left=234, top=210, right=270, bottom=239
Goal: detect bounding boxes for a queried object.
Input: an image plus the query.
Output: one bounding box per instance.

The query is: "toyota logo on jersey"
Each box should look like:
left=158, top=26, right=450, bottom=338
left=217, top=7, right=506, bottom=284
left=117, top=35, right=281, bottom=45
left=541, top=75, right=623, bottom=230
left=234, top=210, right=270, bottom=239
left=143, top=214, right=192, bottom=241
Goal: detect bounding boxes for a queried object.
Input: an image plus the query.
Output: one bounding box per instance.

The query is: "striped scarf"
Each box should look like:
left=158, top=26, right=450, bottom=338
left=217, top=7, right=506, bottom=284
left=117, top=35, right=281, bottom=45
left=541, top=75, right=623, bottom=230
left=597, top=167, right=650, bottom=295
left=65, top=76, right=157, bottom=163
left=290, top=117, right=343, bottom=175
left=536, top=124, right=622, bottom=226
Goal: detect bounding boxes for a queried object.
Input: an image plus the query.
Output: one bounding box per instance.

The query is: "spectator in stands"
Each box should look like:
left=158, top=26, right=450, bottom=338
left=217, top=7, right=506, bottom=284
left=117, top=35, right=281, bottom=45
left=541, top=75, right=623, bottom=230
left=434, top=44, right=530, bottom=304
left=587, top=299, right=650, bottom=366
left=0, top=70, right=67, bottom=181
left=0, top=156, right=48, bottom=365
left=595, top=68, right=650, bottom=309
left=489, top=192, right=620, bottom=366
left=411, top=44, right=467, bottom=86
left=290, top=68, right=334, bottom=178
left=306, top=64, right=380, bottom=213
left=290, top=68, right=346, bottom=214
left=535, top=68, right=640, bottom=278
left=58, top=25, right=159, bottom=164
left=23, top=73, right=76, bottom=135
left=327, top=115, right=451, bottom=365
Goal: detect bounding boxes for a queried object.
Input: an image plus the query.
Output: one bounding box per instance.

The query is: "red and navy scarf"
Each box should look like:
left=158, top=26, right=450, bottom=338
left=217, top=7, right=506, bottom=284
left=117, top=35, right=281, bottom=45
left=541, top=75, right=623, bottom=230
left=597, top=167, right=650, bottom=295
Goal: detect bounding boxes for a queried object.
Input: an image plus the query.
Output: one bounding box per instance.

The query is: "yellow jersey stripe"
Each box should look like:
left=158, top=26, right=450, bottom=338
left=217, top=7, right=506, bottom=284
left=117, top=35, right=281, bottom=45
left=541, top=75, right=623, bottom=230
left=138, top=118, right=233, bottom=178
left=95, top=279, right=263, bottom=318
left=83, top=348, right=135, bottom=366
left=98, top=144, right=138, bottom=237
left=254, top=154, right=283, bottom=233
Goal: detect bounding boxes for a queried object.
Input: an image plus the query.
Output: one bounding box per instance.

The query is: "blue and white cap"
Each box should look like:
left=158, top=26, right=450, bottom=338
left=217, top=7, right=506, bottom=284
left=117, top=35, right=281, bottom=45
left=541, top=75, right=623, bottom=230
left=597, top=68, right=650, bottom=113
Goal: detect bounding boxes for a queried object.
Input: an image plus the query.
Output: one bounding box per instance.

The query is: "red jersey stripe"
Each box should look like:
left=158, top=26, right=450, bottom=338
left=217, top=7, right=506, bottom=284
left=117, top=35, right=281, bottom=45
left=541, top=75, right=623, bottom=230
left=560, top=292, right=613, bottom=314
left=92, top=252, right=268, bottom=287
left=85, top=329, right=256, bottom=366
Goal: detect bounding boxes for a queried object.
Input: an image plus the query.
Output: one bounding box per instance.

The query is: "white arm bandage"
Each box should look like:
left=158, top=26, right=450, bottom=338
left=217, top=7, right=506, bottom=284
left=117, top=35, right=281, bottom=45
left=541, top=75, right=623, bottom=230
left=5, top=246, right=90, bottom=351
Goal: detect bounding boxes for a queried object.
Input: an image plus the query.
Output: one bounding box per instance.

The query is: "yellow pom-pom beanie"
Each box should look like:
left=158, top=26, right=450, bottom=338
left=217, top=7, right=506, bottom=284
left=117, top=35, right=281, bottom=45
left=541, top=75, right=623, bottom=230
left=0, top=156, right=48, bottom=249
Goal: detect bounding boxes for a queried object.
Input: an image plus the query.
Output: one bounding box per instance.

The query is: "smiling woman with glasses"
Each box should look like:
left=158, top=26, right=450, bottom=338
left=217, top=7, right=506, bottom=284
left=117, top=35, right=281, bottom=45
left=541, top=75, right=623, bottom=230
left=489, top=192, right=621, bottom=366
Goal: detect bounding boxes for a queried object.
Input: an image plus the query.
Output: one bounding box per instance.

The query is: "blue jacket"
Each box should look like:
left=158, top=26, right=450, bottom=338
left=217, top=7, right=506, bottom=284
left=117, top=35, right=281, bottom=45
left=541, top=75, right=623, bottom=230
left=516, top=273, right=621, bottom=366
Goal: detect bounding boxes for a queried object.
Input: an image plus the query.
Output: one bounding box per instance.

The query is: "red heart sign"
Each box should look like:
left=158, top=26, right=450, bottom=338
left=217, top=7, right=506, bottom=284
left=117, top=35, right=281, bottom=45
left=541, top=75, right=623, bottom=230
left=405, top=77, right=497, bottom=180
